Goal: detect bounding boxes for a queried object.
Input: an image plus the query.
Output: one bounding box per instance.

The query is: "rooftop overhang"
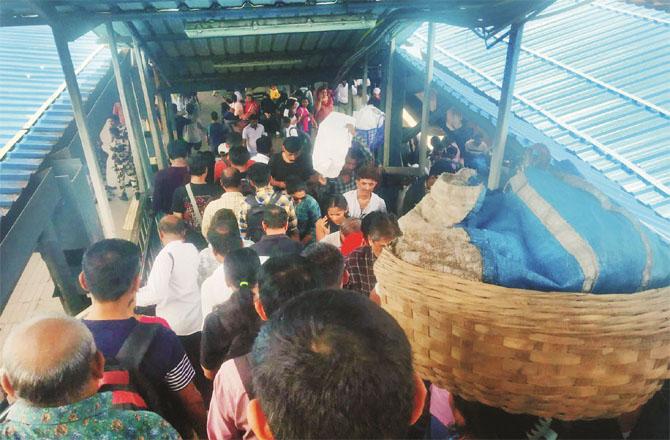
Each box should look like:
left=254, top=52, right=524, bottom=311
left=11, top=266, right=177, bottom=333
left=0, top=1, right=554, bottom=91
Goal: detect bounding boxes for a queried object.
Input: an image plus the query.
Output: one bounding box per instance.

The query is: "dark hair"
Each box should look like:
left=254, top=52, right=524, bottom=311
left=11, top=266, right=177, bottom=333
left=158, top=215, right=187, bottom=236
left=256, top=135, right=272, bottom=156
left=248, top=163, right=271, bottom=186
left=446, top=145, right=459, bottom=159
left=188, top=153, right=209, bottom=176
left=228, top=146, right=251, bottom=166
left=324, top=194, right=348, bottom=212
left=348, top=145, right=368, bottom=167
left=356, top=165, right=381, bottom=182
left=286, top=177, right=307, bottom=195
left=220, top=167, right=242, bottom=189
left=224, top=247, right=261, bottom=289
left=82, top=239, right=141, bottom=302
left=167, top=139, right=188, bottom=159
left=251, top=289, right=415, bottom=439
left=262, top=205, right=288, bottom=229
left=249, top=113, right=258, bottom=121
left=429, top=159, right=455, bottom=177
left=257, top=255, right=321, bottom=316
left=283, top=136, right=302, bottom=154
left=206, top=210, right=243, bottom=256
left=211, top=111, right=219, bottom=121
left=361, top=211, right=401, bottom=242
left=301, top=243, right=344, bottom=288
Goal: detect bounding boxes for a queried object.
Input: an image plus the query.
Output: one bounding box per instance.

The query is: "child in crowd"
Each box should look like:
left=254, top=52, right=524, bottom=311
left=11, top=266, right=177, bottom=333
left=200, top=247, right=261, bottom=380
left=287, top=178, right=321, bottom=245
left=296, top=97, right=316, bottom=134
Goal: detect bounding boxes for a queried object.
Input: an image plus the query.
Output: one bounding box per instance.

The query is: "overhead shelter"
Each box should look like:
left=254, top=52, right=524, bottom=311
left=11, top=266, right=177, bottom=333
left=1, top=1, right=553, bottom=91
left=1, top=0, right=557, bottom=312
left=400, top=0, right=670, bottom=240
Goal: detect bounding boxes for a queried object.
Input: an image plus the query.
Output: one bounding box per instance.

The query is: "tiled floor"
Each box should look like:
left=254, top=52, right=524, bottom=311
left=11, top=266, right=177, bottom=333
left=0, top=195, right=133, bottom=349
left=0, top=253, right=62, bottom=348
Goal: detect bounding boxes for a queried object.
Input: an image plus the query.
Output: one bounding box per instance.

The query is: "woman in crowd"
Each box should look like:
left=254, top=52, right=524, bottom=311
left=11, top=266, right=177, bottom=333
left=200, top=248, right=261, bottom=380
left=315, top=194, right=349, bottom=242
left=314, top=86, right=334, bottom=124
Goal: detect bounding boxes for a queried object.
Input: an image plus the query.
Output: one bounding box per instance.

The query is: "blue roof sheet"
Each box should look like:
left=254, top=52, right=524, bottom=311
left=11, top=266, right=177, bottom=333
left=401, top=0, right=670, bottom=239
left=0, top=26, right=112, bottom=215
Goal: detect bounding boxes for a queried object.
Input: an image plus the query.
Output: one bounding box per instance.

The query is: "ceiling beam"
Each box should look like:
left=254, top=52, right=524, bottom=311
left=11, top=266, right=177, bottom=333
left=163, top=67, right=337, bottom=94
left=0, top=1, right=481, bottom=28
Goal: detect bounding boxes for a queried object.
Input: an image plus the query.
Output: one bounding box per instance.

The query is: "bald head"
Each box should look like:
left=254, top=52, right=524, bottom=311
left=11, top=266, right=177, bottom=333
left=220, top=166, right=242, bottom=191
left=159, top=214, right=187, bottom=237
left=2, top=315, right=98, bottom=407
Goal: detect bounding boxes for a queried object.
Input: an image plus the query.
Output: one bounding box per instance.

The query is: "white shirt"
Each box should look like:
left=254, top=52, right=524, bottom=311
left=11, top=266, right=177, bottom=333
left=138, top=240, right=202, bottom=336
left=335, top=82, right=349, bottom=104
left=242, top=124, right=265, bottom=155
left=320, top=230, right=342, bottom=247
left=251, top=153, right=270, bottom=164
left=200, top=265, right=233, bottom=321
left=343, top=190, right=387, bottom=218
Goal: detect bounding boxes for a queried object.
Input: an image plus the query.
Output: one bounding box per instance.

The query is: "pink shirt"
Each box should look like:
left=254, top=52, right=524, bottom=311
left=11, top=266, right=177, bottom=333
left=429, top=384, right=455, bottom=427
left=296, top=106, right=312, bottom=132
left=208, top=358, right=256, bottom=440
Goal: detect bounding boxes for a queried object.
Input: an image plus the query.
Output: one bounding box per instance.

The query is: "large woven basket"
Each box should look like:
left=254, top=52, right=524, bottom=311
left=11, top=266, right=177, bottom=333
left=375, top=250, right=670, bottom=420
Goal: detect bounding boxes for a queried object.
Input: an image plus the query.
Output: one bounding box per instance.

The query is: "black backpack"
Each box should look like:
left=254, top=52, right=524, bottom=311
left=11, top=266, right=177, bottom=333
left=245, top=191, right=282, bottom=243
left=99, top=322, right=192, bottom=437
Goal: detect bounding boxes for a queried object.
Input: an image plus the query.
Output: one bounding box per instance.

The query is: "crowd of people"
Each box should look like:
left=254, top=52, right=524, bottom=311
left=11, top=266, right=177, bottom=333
left=2, top=84, right=667, bottom=440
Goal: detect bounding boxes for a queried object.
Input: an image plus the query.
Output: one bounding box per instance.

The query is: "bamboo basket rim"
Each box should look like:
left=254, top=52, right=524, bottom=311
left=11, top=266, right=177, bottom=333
left=376, top=250, right=670, bottom=338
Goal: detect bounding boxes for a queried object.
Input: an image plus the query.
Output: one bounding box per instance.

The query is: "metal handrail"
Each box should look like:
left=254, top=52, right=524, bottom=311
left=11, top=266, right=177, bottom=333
left=0, top=45, right=106, bottom=162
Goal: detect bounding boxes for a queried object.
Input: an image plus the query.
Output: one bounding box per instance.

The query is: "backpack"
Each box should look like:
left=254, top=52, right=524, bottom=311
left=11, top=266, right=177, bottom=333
left=99, top=323, right=163, bottom=413
left=99, top=322, right=192, bottom=437
left=245, top=191, right=283, bottom=243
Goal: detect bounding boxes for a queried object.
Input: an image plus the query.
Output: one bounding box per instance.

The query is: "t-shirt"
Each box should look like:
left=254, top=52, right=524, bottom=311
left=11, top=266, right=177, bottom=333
left=296, top=106, right=313, bottom=132
left=251, top=234, right=303, bottom=258
left=242, top=124, right=265, bottom=155
left=269, top=152, right=314, bottom=184
left=201, top=292, right=261, bottom=371
left=214, top=159, right=255, bottom=183
left=152, top=166, right=190, bottom=214
left=343, top=189, right=387, bottom=218
left=171, top=182, right=223, bottom=229
left=208, top=122, right=229, bottom=149
left=84, top=318, right=195, bottom=392
left=207, top=356, right=255, bottom=440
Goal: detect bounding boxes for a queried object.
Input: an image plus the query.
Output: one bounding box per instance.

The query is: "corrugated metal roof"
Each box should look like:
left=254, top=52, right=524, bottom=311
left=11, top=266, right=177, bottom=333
left=402, top=0, right=670, bottom=229
left=1, top=1, right=555, bottom=90
left=0, top=26, right=111, bottom=216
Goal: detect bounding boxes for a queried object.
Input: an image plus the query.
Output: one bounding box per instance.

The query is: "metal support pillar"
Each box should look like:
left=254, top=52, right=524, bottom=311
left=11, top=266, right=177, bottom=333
left=105, top=22, right=147, bottom=193
left=39, top=222, right=90, bottom=315
left=52, top=28, right=116, bottom=238
left=132, top=39, right=167, bottom=169
left=487, top=22, right=524, bottom=190
left=419, top=22, right=436, bottom=176
left=362, top=55, right=369, bottom=106
left=152, top=64, right=174, bottom=147
left=127, top=59, right=154, bottom=189
left=382, top=37, right=396, bottom=167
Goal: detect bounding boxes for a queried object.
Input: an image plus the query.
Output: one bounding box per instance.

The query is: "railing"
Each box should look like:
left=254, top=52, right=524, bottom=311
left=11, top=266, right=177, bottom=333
left=133, top=193, right=161, bottom=284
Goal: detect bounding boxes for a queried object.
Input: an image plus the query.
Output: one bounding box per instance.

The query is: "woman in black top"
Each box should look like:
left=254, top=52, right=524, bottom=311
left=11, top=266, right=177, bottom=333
left=200, top=248, right=261, bottom=379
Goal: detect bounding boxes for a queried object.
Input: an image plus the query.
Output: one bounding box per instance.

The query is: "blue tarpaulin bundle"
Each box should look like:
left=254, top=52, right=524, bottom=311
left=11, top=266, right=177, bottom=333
left=462, top=168, right=670, bottom=293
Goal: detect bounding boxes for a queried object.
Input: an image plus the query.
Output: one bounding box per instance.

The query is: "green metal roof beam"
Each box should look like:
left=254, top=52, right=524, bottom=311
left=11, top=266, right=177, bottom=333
left=184, top=14, right=377, bottom=38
